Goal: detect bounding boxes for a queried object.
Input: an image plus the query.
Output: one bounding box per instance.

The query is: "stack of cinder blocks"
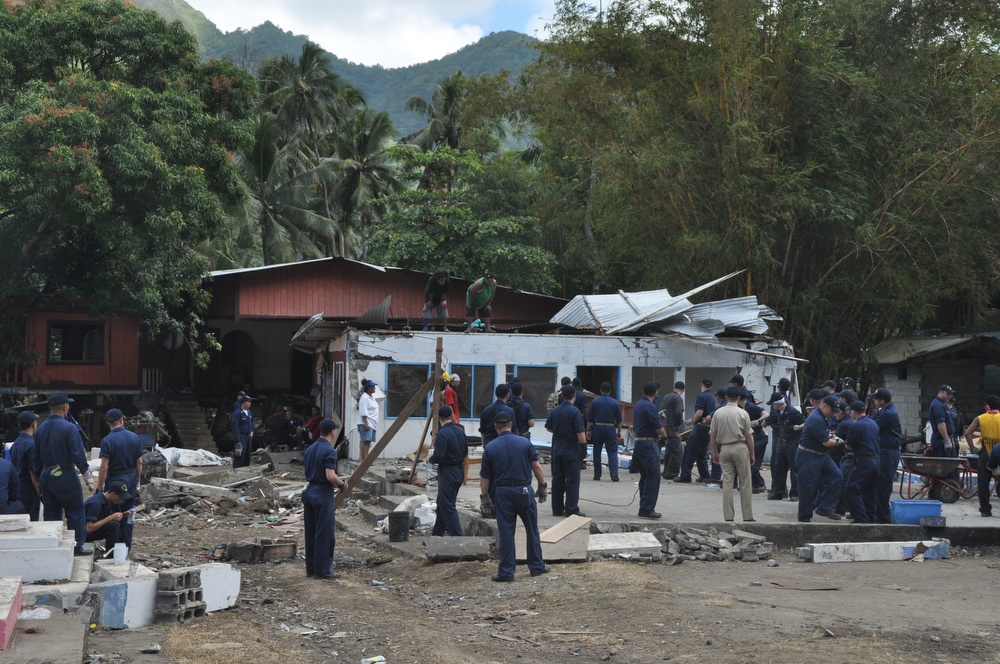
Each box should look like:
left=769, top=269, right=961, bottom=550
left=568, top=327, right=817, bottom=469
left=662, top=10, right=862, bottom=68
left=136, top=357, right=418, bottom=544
left=154, top=568, right=206, bottom=624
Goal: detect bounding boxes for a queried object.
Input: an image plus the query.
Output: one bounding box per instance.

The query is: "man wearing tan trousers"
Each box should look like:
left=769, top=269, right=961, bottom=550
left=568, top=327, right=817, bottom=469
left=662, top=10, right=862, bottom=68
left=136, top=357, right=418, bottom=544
left=710, top=386, right=755, bottom=522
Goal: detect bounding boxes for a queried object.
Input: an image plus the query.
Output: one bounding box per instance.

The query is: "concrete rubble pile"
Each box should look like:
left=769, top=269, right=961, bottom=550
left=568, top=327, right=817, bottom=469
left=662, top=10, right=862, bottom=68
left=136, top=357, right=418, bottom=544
left=653, top=526, right=775, bottom=563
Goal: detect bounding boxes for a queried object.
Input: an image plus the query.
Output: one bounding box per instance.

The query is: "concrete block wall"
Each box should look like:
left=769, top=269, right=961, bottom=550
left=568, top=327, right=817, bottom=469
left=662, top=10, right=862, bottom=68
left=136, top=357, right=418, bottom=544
left=883, top=371, right=923, bottom=438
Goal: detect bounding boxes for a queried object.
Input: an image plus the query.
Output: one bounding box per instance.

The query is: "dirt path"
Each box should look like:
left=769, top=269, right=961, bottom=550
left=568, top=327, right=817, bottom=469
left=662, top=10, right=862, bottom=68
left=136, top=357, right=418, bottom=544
left=87, top=506, right=1000, bottom=664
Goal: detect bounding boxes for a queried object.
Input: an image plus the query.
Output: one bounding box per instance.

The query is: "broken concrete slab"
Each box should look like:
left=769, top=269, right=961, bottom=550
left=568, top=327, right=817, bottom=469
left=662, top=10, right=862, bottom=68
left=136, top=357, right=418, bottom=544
left=22, top=554, right=92, bottom=611
left=225, top=538, right=297, bottom=563
left=516, top=527, right=589, bottom=562
left=801, top=539, right=951, bottom=563
left=587, top=532, right=663, bottom=559
left=0, top=577, right=21, bottom=652
left=190, top=564, right=240, bottom=613
left=0, top=515, right=29, bottom=533
left=0, top=520, right=65, bottom=550
left=150, top=477, right=240, bottom=501
left=425, top=536, right=492, bottom=563
left=3, top=607, right=87, bottom=663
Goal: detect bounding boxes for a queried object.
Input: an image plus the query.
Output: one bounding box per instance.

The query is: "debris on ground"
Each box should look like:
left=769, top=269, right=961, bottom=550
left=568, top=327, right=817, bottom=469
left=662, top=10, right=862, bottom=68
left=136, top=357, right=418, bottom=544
left=652, top=526, right=775, bottom=563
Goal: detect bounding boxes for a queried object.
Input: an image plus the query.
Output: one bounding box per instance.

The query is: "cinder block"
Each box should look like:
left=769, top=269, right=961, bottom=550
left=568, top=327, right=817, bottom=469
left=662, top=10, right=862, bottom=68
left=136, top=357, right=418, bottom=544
left=0, top=577, right=22, bottom=652
left=260, top=539, right=297, bottom=561
left=3, top=544, right=74, bottom=583
left=154, top=600, right=206, bottom=624
left=156, top=588, right=203, bottom=607
left=224, top=541, right=263, bottom=563
left=156, top=568, right=201, bottom=591
left=190, top=564, right=240, bottom=613
left=426, top=537, right=492, bottom=563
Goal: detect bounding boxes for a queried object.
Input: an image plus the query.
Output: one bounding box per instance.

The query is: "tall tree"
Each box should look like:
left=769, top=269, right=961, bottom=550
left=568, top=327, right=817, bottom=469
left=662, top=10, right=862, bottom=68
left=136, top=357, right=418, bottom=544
left=0, top=0, right=255, bottom=368
left=404, top=71, right=469, bottom=151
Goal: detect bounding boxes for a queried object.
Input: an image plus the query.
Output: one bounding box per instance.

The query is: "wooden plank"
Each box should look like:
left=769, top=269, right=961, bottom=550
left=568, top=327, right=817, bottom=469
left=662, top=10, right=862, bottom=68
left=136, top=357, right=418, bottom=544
left=150, top=477, right=239, bottom=501
left=516, top=527, right=588, bottom=562
left=336, top=371, right=436, bottom=508
left=539, top=515, right=592, bottom=544
left=410, top=336, right=443, bottom=481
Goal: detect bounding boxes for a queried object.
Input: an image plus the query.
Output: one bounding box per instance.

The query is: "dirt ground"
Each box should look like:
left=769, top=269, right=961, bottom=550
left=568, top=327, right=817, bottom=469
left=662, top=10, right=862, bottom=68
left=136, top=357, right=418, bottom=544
left=84, top=498, right=1000, bottom=664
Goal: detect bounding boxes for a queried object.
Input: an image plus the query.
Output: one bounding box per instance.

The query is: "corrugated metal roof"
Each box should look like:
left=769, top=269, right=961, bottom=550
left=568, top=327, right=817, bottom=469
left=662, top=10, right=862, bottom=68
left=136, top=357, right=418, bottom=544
left=550, top=272, right=781, bottom=341
left=871, top=336, right=992, bottom=365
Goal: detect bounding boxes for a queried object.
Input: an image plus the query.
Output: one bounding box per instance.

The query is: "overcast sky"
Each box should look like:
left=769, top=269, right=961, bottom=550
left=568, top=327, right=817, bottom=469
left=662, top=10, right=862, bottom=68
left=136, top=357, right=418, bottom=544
left=183, top=0, right=558, bottom=68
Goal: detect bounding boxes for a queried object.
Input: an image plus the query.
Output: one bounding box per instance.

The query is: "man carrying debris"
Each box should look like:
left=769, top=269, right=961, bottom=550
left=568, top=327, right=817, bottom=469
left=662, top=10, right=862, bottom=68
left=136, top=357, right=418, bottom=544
left=545, top=385, right=587, bottom=518
left=659, top=381, right=685, bottom=481
left=9, top=412, right=40, bottom=520
left=795, top=395, right=844, bottom=522
left=31, top=392, right=93, bottom=556
left=302, top=419, right=348, bottom=580
left=83, top=478, right=133, bottom=552
left=97, top=409, right=143, bottom=512
left=479, top=412, right=549, bottom=582
left=232, top=396, right=254, bottom=469
left=963, top=394, right=1000, bottom=517
left=633, top=382, right=668, bottom=519
left=870, top=388, right=902, bottom=523
left=710, top=387, right=755, bottom=523
left=588, top=382, right=622, bottom=481
left=429, top=405, right=468, bottom=537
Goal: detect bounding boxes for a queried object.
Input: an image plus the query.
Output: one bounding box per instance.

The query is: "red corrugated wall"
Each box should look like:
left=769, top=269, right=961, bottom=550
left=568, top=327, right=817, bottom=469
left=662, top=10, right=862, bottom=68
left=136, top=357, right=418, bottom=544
left=22, top=311, right=141, bottom=388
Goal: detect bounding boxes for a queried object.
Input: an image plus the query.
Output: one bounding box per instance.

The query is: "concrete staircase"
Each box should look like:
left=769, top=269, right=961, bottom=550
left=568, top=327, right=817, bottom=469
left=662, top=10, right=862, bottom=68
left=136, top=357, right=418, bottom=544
left=164, top=395, right=215, bottom=450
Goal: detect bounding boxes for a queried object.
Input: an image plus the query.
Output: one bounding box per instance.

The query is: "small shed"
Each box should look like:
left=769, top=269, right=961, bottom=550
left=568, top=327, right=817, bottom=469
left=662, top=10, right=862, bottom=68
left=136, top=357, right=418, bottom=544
left=871, top=334, right=1000, bottom=438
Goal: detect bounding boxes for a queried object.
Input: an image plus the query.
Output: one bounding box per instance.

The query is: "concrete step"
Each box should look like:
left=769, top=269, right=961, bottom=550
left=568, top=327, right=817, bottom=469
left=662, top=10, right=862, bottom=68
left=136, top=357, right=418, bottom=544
left=3, top=541, right=74, bottom=583
left=0, top=521, right=65, bottom=550
left=22, top=552, right=93, bottom=611
left=0, top=577, right=21, bottom=652
left=3, top=605, right=86, bottom=663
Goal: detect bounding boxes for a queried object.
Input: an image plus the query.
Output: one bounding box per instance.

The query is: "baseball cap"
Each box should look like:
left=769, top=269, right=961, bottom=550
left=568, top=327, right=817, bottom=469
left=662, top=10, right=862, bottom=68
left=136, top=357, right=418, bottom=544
left=674, top=381, right=685, bottom=390
left=450, top=374, right=461, bottom=382
left=821, top=395, right=840, bottom=409
left=730, top=374, right=745, bottom=385
left=726, top=386, right=740, bottom=398
left=438, top=405, right=453, bottom=418
left=364, top=381, right=378, bottom=389
left=701, top=378, right=713, bottom=387
left=105, top=408, right=125, bottom=422
left=850, top=400, right=866, bottom=413
left=822, top=380, right=837, bottom=389
left=937, top=384, right=955, bottom=395
left=104, top=478, right=132, bottom=502
left=838, top=390, right=858, bottom=403
left=777, top=377, right=791, bottom=389
left=808, top=389, right=824, bottom=401
left=47, top=392, right=74, bottom=406
left=319, top=418, right=339, bottom=435
left=484, top=272, right=497, bottom=280
left=642, top=381, right=658, bottom=396
left=493, top=412, right=512, bottom=425
left=238, top=396, right=251, bottom=404
left=869, top=387, right=892, bottom=402
left=17, top=411, right=39, bottom=428
left=766, top=392, right=785, bottom=405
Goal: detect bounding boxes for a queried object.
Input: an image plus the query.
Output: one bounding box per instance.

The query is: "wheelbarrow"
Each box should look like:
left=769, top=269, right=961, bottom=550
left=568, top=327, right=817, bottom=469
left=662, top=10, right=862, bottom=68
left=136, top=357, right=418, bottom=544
left=898, top=454, right=978, bottom=503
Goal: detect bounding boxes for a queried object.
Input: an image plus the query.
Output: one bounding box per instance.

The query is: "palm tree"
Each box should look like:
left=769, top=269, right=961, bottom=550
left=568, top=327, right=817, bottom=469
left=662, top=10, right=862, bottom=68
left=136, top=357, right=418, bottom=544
left=328, top=109, right=403, bottom=258
left=404, top=70, right=469, bottom=151
left=237, top=114, right=337, bottom=264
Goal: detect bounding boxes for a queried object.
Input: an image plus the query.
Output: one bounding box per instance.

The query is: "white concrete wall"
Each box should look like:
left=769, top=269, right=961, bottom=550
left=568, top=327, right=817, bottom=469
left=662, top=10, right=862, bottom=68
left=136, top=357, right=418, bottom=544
left=339, top=331, right=798, bottom=459
left=882, top=370, right=923, bottom=439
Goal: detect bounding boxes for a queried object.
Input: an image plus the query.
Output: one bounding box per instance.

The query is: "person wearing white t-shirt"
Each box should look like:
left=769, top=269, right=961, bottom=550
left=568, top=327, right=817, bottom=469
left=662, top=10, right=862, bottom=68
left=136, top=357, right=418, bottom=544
left=357, top=381, right=379, bottom=461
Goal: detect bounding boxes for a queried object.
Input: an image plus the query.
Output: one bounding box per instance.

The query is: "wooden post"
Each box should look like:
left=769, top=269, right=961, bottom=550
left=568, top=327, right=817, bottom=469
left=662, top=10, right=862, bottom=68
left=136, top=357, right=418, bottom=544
left=336, top=373, right=435, bottom=508
left=409, top=337, right=444, bottom=482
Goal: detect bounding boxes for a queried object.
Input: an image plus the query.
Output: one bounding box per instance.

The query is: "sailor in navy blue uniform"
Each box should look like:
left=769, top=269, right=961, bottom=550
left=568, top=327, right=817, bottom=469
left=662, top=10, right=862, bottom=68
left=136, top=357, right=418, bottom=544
left=84, top=478, right=132, bottom=551
left=30, top=392, right=93, bottom=555
left=429, top=405, right=468, bottom=536
left=633, top=382, right=667, bottom=519
left=97, top=409, right=143, bottom=515
left=232, top=396, right=254, bottom=469
left=480, top=412, right=549, bottom=582
left=9, top=412, right=40, bottom=520
left=302, top=419, right=348, bottom=580
left=587, top=382, right=622, bottom=481
left=870, top=388, right=902, bottom=523
left=545, top=385, right=587, bottom=517
left=843, top=401, right=880, bottom=523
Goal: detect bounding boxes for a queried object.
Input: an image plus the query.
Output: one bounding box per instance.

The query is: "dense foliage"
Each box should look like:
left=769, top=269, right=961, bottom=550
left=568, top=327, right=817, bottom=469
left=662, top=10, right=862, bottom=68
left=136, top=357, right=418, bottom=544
left=0, top=0, right=255, bottom=367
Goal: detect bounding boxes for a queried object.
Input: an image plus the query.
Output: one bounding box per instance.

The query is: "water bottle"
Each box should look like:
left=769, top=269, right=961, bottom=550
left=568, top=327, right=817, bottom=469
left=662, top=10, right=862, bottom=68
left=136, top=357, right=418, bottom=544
left=128, top=506, right=136, bottom=525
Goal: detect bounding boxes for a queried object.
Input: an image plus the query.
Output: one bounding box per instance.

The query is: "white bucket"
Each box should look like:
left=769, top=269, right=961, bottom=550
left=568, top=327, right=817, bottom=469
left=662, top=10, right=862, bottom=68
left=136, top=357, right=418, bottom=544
left=113, top=542, right=128, bottom=565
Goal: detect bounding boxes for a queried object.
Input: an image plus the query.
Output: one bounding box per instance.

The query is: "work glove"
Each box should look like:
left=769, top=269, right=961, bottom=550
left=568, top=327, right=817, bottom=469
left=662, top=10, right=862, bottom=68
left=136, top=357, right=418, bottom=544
left=535, top=483, right=548, bottom=503
left=479, top=493, right=495, bottom=518
left=234, top=444, right=243, bottom=456
left=82, top=469, right=95, bottom=492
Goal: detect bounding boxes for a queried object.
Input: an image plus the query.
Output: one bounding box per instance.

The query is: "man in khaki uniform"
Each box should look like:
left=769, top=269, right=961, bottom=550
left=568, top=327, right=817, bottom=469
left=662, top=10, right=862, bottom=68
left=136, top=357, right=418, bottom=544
left=710, top=386, right=755, bottom=522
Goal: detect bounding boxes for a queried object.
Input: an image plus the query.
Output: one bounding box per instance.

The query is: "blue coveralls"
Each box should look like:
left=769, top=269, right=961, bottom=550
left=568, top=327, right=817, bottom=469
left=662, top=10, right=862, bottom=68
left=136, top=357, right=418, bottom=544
left=588, top=394, right=621, bottom=480
left=833, top=416, right=854, bottom=512
left=744, top=402, right=768, bottom=490
left=763, top=406, right=804, bottom=498
left=232, top=407, right=254, bottom=469
left=872, top=403, right=902, bottom=523
left=795, top=409, right=842, bottom=522
left=479, top=400, right=515, bottom=445
left=302, top=438, right=339, bottom=577
left=680, top=389, right=715, bottom=481
left=843, top=416, right=880, bottom=523
left=480, top=431, right=545, bottom=580
left=928, top=397, right=955, bottom=457
left=632, top=397, right=662, bottom=514
left=9, top=433, right=39, bottom=520
left=30, top=414, right=89, bottom=552
left=510, top=396, right=535, bottom=439
left=100, top=427, right=143, bottom=509
left=545, top=401, right=585, bottom=516
left=0, top=458, right=24, bottom=515
left=429, top=422, right=469, bottom=536
left=84, top=492, right=131, bottom=550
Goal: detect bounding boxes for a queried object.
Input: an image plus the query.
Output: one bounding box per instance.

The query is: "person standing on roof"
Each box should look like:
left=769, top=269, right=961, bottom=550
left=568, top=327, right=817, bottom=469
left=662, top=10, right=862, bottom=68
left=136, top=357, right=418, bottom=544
left=423, top=271, right=450, bottom=331
left=465, top=272, right=498, bottom=333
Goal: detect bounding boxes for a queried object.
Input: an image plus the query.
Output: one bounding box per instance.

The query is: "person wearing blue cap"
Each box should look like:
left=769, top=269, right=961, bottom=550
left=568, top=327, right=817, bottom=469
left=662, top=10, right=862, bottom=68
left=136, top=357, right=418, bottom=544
left=429, top=405, right=468, bottom=537
left=660, top=382, right=686, bottom=480
left=96, top=409, right=143, bottom=522
left=795, top=395, right=844, bottom=522
left=762, top=392, right=804, bottom=500
left=676, top=379, right=715, bottom=483
left=357, top=380, right=379, bottom=461
left=232, top=396, right=254, bottom=468
left=928, top=385, right=956, bottom=457
left=633, top=382, right=667, bottom=519
left=587, top=382, right=622, bottom=481
left=843, top=401, right=880, bottom=523
left=303, top=419, right=348, bottom=580
left=31, top=392, right=93, bottom=555
left=84, top=478, right=133, bottom=552
left=545, top=385, right=587, bottom=518
left=9, top=412, right=40, bottom=520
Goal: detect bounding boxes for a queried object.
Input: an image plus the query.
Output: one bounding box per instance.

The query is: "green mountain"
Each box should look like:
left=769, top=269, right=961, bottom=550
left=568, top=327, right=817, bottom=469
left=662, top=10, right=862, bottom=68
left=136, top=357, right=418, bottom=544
left=133, top=0, right=539, bottom=135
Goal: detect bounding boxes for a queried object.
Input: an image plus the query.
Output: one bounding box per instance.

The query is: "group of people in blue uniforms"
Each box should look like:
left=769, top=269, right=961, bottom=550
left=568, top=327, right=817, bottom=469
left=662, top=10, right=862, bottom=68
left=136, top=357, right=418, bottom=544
left=1, top=393, right=139, bottom=556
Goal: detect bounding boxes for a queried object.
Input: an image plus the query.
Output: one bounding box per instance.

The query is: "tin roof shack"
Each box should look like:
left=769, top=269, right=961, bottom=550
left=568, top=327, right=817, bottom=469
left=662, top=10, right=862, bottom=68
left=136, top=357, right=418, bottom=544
left=292, top=274, right=801, bottom=458
left=870, top=335, right=1000, bottom=440
left=197, top=258, right=565, bottom=399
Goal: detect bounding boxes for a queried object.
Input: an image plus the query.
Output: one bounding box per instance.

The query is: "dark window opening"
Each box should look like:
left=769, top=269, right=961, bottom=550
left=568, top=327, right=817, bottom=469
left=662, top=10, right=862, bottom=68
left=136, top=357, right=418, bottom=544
left=48, top=321, right=104, bottom=364
left=386, top=363, right=431, bottom=418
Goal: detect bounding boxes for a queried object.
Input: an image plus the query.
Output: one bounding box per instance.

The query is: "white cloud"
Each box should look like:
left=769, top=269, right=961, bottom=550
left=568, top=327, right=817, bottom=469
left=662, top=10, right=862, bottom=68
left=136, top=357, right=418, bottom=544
left=186, top=0, right=503, bottom=68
